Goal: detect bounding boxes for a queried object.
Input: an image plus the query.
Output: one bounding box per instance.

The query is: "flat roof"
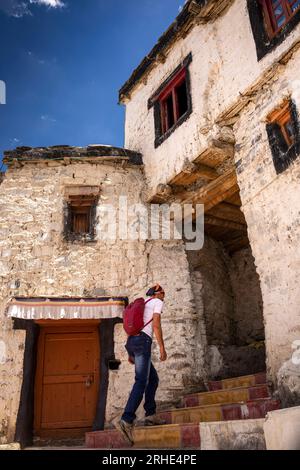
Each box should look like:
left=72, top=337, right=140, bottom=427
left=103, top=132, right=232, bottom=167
left=118, top=0, right=205, bottom=103
left=3, top=144, right=143, bottom=166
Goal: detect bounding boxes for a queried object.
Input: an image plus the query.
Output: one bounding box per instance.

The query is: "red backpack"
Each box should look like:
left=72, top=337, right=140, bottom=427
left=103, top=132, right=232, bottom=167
left=123, top=298, right=152, bottom=336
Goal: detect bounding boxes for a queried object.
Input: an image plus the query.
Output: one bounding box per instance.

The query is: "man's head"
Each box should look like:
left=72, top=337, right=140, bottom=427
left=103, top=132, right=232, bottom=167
left=146, top=284, right=165, bottom=301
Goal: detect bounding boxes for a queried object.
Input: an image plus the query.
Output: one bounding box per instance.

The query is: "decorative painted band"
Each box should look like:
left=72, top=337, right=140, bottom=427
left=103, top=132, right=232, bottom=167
left=208, top=372, right=267, bottom=391
left=6, top=297, right=128, bottom=320
left=86, top=423, right=201, bottom=450
left=182, top=384, right=270, bottom=408
left=156, top=398, right=280, bottom=425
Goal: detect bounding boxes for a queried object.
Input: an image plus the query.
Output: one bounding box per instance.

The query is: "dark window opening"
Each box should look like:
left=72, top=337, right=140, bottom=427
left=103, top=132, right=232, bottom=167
left=71, top=205, right=91, bottom=234
left=284, top=119, right=295, bottom=143
left=161, top=92, right=175, bottom=134
left=148, top=53, right=192, bottom=148
left=158, top=68, right=188, bottom=135
left=176, top=80, right=188, bottom=118
left=64, top=194, right=98, bottom=241
left=266, top=100, right=300, bottom=174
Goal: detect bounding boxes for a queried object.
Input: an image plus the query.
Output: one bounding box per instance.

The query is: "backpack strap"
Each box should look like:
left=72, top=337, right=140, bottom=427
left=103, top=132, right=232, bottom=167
left=143, top=318, right=153, bottom=328
left=142, top=298, right=154, bottom=329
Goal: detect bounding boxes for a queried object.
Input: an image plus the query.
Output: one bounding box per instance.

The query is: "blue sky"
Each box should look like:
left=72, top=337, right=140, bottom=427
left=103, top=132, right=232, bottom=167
left=0, top=0, right=184, bottom=168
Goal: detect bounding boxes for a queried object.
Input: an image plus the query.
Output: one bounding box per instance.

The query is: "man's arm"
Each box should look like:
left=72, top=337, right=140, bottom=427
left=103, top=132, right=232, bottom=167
left=153, top=313, right=167, bottom=361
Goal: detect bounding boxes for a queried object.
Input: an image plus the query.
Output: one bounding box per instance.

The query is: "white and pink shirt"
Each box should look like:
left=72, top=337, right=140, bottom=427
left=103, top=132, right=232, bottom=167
left=142, top=298, right=164, bottom=339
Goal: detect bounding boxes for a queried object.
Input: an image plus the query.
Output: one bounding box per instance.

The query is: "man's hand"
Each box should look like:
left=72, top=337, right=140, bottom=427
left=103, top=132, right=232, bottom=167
left=153, top=313, right=167, bottom=361
left=128, top=355, right=135, bottom=365
left=160, top=346, right=167, bottom=362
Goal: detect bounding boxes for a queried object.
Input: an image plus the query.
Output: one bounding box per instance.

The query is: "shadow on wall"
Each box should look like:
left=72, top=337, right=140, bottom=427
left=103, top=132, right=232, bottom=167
left=207, top=343, right=266, bottom=380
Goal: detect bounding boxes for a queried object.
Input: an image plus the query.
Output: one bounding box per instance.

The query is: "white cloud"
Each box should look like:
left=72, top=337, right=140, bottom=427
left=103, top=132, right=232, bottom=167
left=9, top=137, right=21, bottom=147
left=0, top=0, right=65, bottom=17
left=0, top=0, right=31, bottom=17
left=30, top=0, right=65, bottom=7
left=41, top=114, right=57, bottom=123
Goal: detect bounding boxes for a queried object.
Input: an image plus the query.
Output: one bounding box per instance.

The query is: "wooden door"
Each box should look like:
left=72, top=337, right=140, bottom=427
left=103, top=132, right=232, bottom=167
left=34, top=321, right=100, bottom=438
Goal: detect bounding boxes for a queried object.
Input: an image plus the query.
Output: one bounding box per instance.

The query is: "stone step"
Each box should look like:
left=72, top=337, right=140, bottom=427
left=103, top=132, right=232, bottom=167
left=182, top=384, right=270, bottom=408
left=156, top=398, right=280, bottom=425
left=208, top=372, right=267, bottom=391
left=86, top=423, right=200, bottom=449
left=200, top=418, right=266, bottom=450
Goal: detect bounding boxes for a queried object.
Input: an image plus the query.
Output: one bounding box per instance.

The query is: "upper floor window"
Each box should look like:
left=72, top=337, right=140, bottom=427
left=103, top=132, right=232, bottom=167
left=148, top=53, right=192, bottom=148
left=248, top=1, right=300, bottom=60
left=261, top=0, right=300, bottom=37
left=159, top=68, right=188, bottom=135
left=266, top=100, right=300, bottom=173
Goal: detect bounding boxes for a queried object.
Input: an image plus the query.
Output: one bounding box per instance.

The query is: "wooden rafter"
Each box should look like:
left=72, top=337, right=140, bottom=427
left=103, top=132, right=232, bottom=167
left=204, top=215, right=247, bottom=232
left=222, top=234, right=250, bottom=253
left=207, top=202, right=246, bottom=224
left=171, top=163, right=218, bottom=187
left=181, top=169, right=238, bottom=208
left=224, top=192, right=242, bottom=206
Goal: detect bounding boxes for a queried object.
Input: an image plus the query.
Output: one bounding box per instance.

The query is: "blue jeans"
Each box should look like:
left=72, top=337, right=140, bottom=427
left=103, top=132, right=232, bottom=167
left=122, top=332, right=159, bottom=424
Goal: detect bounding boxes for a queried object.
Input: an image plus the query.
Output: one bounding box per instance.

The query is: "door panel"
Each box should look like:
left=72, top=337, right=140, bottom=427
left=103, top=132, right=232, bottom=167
left=34, top=323, right=100, bottom=436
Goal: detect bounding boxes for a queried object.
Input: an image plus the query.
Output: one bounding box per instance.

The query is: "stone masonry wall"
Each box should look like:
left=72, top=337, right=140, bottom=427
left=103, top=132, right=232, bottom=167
left=187, top=237, right=234, bottom=347
left=0, top=161, right=205, bottom=442
left=229, top=247, right=264, bottom=346
left=233, top=51, right=300, bottom=397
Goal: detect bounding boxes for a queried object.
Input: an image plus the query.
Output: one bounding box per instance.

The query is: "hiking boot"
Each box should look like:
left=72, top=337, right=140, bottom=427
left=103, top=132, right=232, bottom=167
left=113, top=418, right=134, bottom=446
left=144, top=414, right=167, bottom=426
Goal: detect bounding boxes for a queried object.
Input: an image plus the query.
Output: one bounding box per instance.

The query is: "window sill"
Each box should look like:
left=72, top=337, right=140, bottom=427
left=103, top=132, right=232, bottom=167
left=273, top=141, right=300, bottom=174
left=64, top=234, right=97, bottom=244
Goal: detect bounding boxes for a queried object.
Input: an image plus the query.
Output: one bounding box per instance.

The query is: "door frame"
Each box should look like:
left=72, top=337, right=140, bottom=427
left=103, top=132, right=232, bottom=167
left=13, top=317, right=122, bottom=448
left=34, top=320, right=100, bottom=439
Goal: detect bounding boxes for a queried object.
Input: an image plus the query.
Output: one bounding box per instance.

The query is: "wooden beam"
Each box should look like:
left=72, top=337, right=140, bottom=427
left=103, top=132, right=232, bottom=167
left=65, top=186, right=100, bottom=197
left=194, top=141, right=234, bottom=167
left=70, top=202, right=94, bottom=207
left=224, top=192, right=242, bottom=206
left=207, top=202, right=246, bottom=224
left=181, top=170, right=237, bottom=204
left=170, top=163, right=218, bottom=187
left=204, top=184, right=240, bottom=212
left=204, top=215, right=247, bottom=232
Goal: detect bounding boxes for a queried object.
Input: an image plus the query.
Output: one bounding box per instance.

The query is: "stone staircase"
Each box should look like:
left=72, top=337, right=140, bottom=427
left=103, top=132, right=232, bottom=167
left=86, top=372, right=280, bottom=450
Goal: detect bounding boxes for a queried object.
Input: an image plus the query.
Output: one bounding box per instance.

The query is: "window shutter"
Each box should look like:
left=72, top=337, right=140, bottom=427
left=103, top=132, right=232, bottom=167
left=290, top=100, right=300, bottom=140
left=289, top=100, right=300, bottom=158
left=64, top=202, right=73, bottom=239
left=267, top=122, right=288, bottom=153
left=266, top=122, right=289, bottom=173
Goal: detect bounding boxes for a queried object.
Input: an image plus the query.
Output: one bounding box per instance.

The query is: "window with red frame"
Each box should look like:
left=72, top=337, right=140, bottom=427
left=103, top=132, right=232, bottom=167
left=158, top=68, right=188, bottom=135
left=261, top=0, right=300, bottom=37
left=266, top=100, right=300, bottom=174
